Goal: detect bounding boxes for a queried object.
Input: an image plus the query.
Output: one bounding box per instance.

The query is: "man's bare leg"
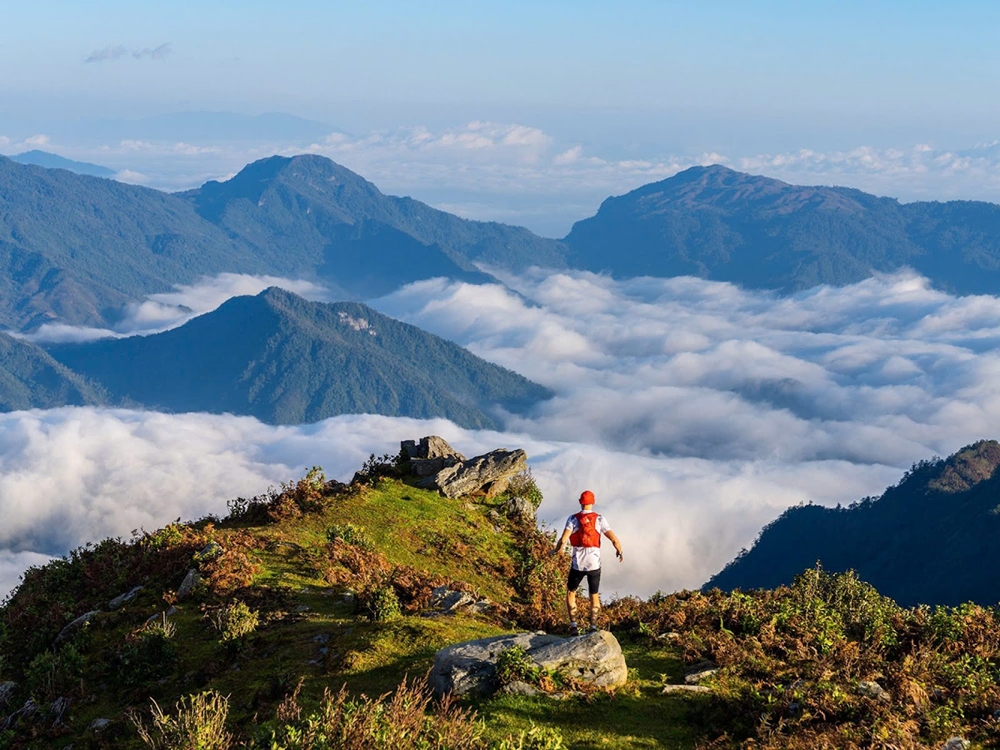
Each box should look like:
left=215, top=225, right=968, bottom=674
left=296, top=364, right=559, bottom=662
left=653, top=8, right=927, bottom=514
left=566, top=590, right=578, bottom=631
left=589, top=593, right=601, bottom=630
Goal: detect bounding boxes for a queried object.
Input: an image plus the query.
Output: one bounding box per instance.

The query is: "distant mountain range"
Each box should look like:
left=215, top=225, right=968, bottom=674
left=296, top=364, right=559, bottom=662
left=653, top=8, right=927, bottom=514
left=38, top=287, right=549, bottom=428
left=0, top=332, right=105, bottom=411
left=564, top=165, right=1000, bottom=294
left=8, top=156, right=1000, bottom=334
left=705, top=440, right=1000, bottom=606
left=0, top=154, right=565, bottom=331
left=10, top=150, right=115, bottom=178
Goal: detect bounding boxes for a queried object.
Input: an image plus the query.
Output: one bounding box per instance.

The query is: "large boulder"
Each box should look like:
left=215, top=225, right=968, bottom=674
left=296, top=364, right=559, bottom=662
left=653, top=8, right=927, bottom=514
left=430, top=630, right=627, bottom=697
left=419, top=448, right=528, bottom=499
left=401, top=436, right=465, bottom=477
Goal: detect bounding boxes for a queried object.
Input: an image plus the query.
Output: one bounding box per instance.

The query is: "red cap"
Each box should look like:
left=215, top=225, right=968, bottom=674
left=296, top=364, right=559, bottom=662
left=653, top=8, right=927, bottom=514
left=579, top=490, right=595, bottom=506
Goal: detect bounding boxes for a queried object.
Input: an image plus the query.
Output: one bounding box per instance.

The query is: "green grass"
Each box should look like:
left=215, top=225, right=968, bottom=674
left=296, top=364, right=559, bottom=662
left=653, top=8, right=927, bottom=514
left=476, top=640, right=706, bottom=750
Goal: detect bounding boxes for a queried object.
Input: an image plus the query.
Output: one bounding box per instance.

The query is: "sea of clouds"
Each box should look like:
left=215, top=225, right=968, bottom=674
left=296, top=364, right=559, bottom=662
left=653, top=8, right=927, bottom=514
left=4, top=269, right=1000, bottom=600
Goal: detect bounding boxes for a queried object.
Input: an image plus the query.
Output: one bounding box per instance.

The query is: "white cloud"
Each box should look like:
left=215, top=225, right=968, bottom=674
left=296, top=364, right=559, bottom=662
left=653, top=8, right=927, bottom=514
left=21, top=273, right=334, bottom=343
left=84, top=43, right=171, bottom=63
left=6, top=269, right=1000, bottom=602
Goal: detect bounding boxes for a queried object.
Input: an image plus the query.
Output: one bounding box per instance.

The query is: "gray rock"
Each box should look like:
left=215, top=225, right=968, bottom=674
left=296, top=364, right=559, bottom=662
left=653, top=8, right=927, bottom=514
left=0, top=699, right=38, bottom=731
left=89, top=717, right=112, bottom=732
left=195, top=541, right=223, bottom=562
left=430, top=586, right=491, bottom=614
left=54, top=611, right=99, bottom=646
left=145, top=606, right=179, bottom=625
left=504, top=496, right=536, bottom=523
left=402, top=436, right=465, bottom=461
left=500, top=680, right=541, bottom=697
left=942, top=739, right=969, bottom=750
left=0, top=682, right=16, bottom=711
left=420, top=449, right=528, bottom=499
left=176, top=568, right=200, bottom=601
left=662, top=684, right=711, bottom=694
left=858, top=680, right=890, bottom=701
left=108, top=585, right=143, bottom=610
left=49, top=696, right=70, bottom=725
left=684, top=661, right=718, bottom=684
left=430, top=630, right=627, bottom=697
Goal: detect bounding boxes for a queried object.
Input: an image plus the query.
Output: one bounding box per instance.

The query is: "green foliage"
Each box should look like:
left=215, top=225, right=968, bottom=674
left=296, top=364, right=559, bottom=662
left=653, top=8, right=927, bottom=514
left=363, top=585, right=402, bottom=623
left=250, top=677, right=485, bottom=750
left=491, top=724, right=567, bottom=750
left=117, top=623, right=179, bottom=690
left=326, top=523, right=375, bottom=551
left=0, top=332, right=106, bottom=411
left=25, top=644, right=85, bottom=701
left=502, top=469, right=544, bottom=510
left=495, top=645, right=541, bottom=687
left=210, top=601, right=260, bottom=643
left=133, top=691, right=232, bottom=750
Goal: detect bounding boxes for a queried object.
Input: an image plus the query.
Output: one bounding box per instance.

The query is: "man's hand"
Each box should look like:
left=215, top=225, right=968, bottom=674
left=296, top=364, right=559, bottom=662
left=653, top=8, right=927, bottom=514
left=551, top=545, right=563, bottom=558
left=616, top=549, right=624, bottom=563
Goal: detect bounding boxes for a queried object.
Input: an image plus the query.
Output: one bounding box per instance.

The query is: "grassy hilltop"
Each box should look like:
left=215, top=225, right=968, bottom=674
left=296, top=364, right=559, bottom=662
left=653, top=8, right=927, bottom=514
left=2, top=449, right=1000, bottom=749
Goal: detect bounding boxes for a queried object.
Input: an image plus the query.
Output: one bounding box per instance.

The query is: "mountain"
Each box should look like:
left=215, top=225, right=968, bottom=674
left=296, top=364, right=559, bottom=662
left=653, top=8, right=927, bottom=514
left=0, top=332, right=106, bottom=410
left=46, top=287, right=550, bottom=427
left=563, top=165, right=1000, bottom=293
left=705, top=440, right=1000, bottom=605
left=10, top=150, right=116, bottom=178
left=0, top=154, right=566, bottom=331
left=181, top=154, right=568, bottom=292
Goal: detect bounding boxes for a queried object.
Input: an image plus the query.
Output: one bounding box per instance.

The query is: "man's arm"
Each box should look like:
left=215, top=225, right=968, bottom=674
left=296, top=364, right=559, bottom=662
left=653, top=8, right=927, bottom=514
left=551, top=528, right=572, bottom=557
left=605, top=530, right=623, bottom=562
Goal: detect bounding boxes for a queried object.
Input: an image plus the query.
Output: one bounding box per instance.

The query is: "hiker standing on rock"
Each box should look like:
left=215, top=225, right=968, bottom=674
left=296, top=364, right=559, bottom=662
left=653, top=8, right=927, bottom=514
left=551, top=490, right=623, bottom=634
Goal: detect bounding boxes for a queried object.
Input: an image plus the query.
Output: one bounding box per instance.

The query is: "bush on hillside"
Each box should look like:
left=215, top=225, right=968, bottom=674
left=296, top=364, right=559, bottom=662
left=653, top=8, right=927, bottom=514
left=210, top=600, right=260, bottom=644
left=132, top=690, right=232, bottom=750
left=117, top=617, right=178, bottom=690
left=326, top=522, right=375, bottom=551
left=503, top=469, right=544, bottom=510
left=250, top=677, right=484, bottom=750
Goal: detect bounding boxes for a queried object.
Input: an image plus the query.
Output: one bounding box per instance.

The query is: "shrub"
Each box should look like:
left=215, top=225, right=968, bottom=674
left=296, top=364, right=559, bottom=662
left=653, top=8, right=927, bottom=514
left=25, top=644, right=85, bottom=702
left=251, top=677, right=483, bottom=750
left=326, top=523, right=375, bottom=551
left=504, top=469, right=544, bottom=510
left=363, top=585, right=402, bottom=623
left=492, top=724, right=567, bottom=750
left=117, top=621, right=178, bottom=690
left=495, top=645, right=541, bottom=687
left=132, top=691, right=232, bottom=750
left=210, top=601, right=259, bottom=643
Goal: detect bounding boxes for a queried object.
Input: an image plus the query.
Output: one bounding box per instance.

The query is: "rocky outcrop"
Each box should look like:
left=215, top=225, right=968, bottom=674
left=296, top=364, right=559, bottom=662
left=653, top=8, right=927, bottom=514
left=0, top=682, right=16, bottom=712
left=418, top=448, right=528, bottom=499
left=430, top=630, right=627, bottom=697
left=429, top=586, right=491, bottom=615
left=53, top=610, right=99, bottom=646
left=401, top=436, right=465, bottom=477
left=503, top=495, right=536, bottom=524
left=400, top=437, right=529, bottom=499
left=108, top=585, right=143, bottom=610
left=176, top=569, right=200, bottom=601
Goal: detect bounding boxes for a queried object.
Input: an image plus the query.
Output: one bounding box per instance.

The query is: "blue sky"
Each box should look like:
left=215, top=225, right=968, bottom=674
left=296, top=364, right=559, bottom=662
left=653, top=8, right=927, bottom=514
left=4, top=1, right=1000, bottom=234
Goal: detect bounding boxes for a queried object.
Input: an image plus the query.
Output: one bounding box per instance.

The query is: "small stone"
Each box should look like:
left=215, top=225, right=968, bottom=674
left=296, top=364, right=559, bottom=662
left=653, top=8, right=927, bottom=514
left=500, top=680, right=541, bottom=697
left=503, top=496, right=535, bottom=524
left=294, top=605, right=311, bottom=613
left=684, top=661, right=718, bottom=685
left=108, top=586, right=143, bottom=610
left=312, top=633, right=331, bottom=644
left=858, top=680, right=890, bottom=701
left=145, top=606, right=179, bottom=625
left=195, top=541, right=223, bottom=562
left=54, top=611, right=99, bottom=646
left=176, top=569, right=200, bottom=601
left=89, top=718, right=112, bottom=732
left=942, top=739, right=969, bottom=750
left=662, top=684, right=710, bottom=694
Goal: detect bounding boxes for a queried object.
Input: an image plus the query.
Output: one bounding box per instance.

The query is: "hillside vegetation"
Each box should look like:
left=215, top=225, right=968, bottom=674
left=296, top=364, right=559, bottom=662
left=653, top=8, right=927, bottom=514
left=45, top=288, right=549, bottom=428
left=707, top=440, right=1000, bottom=606
left=3, top=445, right=1000, bottom=748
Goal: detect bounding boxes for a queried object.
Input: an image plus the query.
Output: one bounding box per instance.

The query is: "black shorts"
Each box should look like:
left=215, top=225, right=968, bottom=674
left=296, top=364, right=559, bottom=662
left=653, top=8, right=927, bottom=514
left=567, top=567, right=601, bottom=594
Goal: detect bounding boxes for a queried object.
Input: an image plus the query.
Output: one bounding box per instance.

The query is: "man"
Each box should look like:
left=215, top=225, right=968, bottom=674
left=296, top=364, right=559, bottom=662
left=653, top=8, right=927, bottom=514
left=551, top=490, right=623, bottom=634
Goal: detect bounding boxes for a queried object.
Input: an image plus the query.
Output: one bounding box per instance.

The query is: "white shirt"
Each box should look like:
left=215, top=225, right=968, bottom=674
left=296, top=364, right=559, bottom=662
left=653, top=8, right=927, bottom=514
left=563, top=513, right=612, bottom=571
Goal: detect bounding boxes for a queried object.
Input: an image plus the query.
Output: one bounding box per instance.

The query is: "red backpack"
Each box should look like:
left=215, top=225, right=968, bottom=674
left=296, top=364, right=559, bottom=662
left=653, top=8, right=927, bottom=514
left=570, top=512, right=601, bottom=548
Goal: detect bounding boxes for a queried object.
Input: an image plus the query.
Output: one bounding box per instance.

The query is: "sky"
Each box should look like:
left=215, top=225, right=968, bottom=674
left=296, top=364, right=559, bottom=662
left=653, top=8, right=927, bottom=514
left=5, top=2, right=1000, bottom=234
